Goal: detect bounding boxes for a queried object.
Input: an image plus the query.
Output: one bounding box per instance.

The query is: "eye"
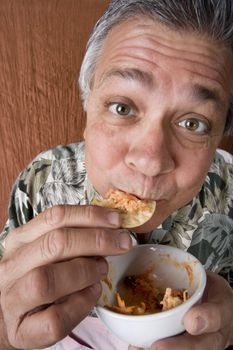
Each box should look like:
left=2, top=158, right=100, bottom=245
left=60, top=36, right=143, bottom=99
left=108, top=102, right=135, bottom=117
left=178, top=118, right=209, bottom=134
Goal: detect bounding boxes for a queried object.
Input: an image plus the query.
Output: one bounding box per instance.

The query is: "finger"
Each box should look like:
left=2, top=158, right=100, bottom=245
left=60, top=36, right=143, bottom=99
left=0, top=227, right=132, bottom=284
left=3, top=257, right=108, bottom=316
left=7, top=283, right=102, bottom=349
left=151, top=331, right=226, bottom=350
left=184, top=272, right=233, bottom=335
left=5, top=205, right=121, bottom=250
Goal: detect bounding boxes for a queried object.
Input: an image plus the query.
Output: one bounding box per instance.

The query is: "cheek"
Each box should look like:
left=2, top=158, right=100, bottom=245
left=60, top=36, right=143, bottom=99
left=177, top=150, right=214, bottom=193
left=85, top=122, right=127, bottom=169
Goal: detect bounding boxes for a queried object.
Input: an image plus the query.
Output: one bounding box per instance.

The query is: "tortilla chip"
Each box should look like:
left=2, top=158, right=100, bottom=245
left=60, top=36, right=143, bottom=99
left=92, top=189, right=156, bottom=228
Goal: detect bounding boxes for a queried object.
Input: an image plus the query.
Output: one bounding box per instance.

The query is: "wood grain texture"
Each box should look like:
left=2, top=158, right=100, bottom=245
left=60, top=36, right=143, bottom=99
left=0, top=0, right=232, bottom=230
left=0, top=0, right=109, bottom=229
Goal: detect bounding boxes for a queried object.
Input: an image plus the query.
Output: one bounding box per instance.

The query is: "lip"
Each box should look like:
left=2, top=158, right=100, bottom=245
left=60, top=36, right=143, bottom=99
left=127, top=191, right=166, bottom=202
left=117, top=189, right=166, bottom=202
left=112, top=173, right=171, bottom=200
left=153, top=199, right=166, bottom=204
left=121, top=191, right=157, bottom=201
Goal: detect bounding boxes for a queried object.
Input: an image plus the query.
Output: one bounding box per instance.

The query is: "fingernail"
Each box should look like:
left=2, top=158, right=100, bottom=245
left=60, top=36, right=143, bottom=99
left=119, top=231, right=132, bottom=250
left=193, top=316, right=207, bottom=334
left=96, top=258, right=108, bottom=275
left=107, top=210, right=120, bottom=226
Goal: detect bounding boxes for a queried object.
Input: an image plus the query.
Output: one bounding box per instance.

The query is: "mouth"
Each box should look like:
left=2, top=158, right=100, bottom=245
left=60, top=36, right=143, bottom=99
left=110, top=176, right=172, bottom=201
left=111, top=173, right=171, bottom=201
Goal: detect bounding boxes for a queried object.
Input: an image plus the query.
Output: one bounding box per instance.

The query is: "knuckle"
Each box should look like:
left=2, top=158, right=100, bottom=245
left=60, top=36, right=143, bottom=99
left=75, top=259, right=97, bottom=287
left=40, top=229, right=67, bottom=260
left=44, top=205, right=66, bottom=227
left=75, top=259, right=89, bottom=280
left=25, top=267, right=54, bottom=301
left=83, top=205, right=100, bottom=222
left=95, top=229, right=109, bottom=251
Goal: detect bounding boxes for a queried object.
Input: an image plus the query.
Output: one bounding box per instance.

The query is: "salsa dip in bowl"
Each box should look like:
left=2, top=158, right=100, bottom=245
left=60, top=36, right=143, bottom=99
left=96, top=244, right=206, bottom=348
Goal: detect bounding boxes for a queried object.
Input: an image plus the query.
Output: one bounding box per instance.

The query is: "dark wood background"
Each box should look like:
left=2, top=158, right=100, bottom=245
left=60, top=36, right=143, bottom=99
left=0, top=0, right=232, bottom=231
left=0, top=0, right=109, bottom=229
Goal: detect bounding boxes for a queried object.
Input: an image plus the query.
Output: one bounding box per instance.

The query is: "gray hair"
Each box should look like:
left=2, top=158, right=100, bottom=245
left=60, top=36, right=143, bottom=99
left=79, top=0, right=233, bottom=133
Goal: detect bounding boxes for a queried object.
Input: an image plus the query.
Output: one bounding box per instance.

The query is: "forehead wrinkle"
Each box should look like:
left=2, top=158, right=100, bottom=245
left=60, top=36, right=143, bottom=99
left=97, top=67, right=155, bottom=90
left=101, top=51, right=225, bottom=94
left=118, top=45, right=225, bottom=89
left=103, top=25, right=227, bottom=85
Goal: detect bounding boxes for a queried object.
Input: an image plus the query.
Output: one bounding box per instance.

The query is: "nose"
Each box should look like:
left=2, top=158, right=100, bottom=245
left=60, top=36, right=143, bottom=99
left=125, top=127, right=175, bottom=177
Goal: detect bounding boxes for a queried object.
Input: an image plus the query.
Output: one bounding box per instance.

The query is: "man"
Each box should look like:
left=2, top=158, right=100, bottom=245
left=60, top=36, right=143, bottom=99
left=0, top=0, right=233, bottom=349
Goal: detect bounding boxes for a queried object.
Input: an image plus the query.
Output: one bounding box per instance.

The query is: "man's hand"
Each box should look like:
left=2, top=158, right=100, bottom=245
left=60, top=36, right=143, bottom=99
left=0, top=205, right=132, bottom=349
left=129, top=271, right=233, bottom=350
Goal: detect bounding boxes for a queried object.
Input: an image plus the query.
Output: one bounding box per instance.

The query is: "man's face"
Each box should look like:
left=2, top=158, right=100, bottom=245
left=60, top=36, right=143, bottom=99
left=84, top=18, right=233, bottom=230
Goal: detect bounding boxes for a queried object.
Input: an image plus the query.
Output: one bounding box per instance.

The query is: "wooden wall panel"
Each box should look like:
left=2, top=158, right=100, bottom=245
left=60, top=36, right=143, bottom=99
left=0, top=0, right=232, bottom=230
left=220, top=135, right=233, bottom=154
left=0, top=0, right=109, bottom=229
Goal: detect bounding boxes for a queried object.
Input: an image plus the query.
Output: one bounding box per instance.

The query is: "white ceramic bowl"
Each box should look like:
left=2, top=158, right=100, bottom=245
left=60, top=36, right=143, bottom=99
left=96, top=244, right=206, bottom=348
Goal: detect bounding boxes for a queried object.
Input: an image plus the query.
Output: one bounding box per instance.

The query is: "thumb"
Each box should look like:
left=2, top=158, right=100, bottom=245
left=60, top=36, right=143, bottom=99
left=184, top=272, right=233, bottom=335
left=184, top=302, right=221, bottom=335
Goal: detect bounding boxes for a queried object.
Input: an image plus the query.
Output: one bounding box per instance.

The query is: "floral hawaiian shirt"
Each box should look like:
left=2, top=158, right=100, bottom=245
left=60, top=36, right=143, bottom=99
left=1, top=142, right=233, bottom=285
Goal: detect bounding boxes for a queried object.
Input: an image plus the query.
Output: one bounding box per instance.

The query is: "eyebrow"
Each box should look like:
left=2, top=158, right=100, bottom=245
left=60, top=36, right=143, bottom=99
left=98, top=67, right=225, bottom=112
left=191, top=84, right=225, bottom=112
left=98, top=67, right=155, bottom=89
